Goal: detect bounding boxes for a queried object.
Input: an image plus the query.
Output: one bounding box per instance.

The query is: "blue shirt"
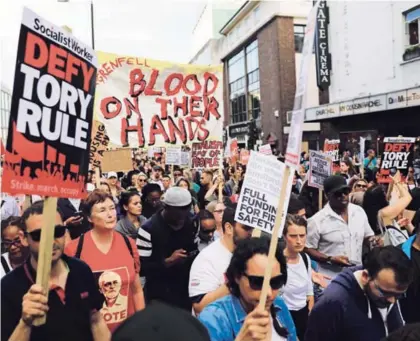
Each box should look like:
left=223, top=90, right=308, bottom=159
left=198, top=295, right=297, bottom=341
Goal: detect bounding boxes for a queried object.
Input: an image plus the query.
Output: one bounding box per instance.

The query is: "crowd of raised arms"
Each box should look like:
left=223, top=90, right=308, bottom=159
left=1, top=148, right=420, bottom=341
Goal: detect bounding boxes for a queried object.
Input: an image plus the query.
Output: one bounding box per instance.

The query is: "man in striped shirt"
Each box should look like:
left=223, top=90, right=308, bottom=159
left=136, top=187, right=198, bottom=311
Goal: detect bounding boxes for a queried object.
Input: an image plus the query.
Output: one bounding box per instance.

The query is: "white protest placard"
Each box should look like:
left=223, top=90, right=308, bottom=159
left=147, top=148, right=155, bottom=158
left=181, top=151, right=190, bottom=166
left=166, top=146, right=182, bottom=165
left=308, top=150, right=332, bottom=189
left=259, top=144, right=272, bottom=155
left=285, top=1, right=319, bottom=168
left=235, top=151, right=286, bottom=234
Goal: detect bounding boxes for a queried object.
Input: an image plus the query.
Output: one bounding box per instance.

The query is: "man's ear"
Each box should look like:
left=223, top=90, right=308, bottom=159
left=361, top=269, right=370, bottom=285
left=225, top=222, right=233, bottom=236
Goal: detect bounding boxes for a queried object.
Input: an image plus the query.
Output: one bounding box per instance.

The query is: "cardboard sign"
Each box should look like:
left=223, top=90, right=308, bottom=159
left=2, top=8, right=97, bottom=199
left=259, top=144, right=272, bottom=155
left=378, top=137, right=415, bottom=183
left=101, top=149, right=132, bottom=172
left=308, top=150, right=332, bottom=189
left=94, top=51, right=224, bottom=148
left=166, top=146, right=182, bottom=165
left=191, top=140, right=223, bottom=169
left=235, top=151, right=287, bottom=234
left=240, top=149, right=250, bottom=165
left=323, top=139, right=340, bottom=162
left=90, top=121, right=109, bottom=170
left=285, top=1, right=319, bottom=167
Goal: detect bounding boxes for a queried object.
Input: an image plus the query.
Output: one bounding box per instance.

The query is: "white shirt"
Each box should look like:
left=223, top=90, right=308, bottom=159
left=0, top=253, right=12, bottom=279
left=271, top=318, right=288, bottom=341
left=282, top=254, right=313, bottom=311
left=189, top=239, right=232, bottom=298
left=306, top=203, right=374, bottom=277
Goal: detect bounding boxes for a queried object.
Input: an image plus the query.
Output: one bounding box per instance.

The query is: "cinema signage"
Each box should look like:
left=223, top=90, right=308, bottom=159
left=315, top=0, right=331, bottom=90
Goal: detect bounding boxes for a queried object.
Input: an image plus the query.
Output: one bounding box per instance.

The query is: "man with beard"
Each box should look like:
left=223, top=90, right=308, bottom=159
left=305, top=175, right=378, bottom=280
left=189, top=206, right=252, bottom=315
left=1, top=201, right=110, bottom=341
left=305, top=246, right=413, bottom=341
left=137, top=187, right=198, bottom=311
left=198, top=237, right=297, bottom=341
left=198, top=170, right=214, bottom=209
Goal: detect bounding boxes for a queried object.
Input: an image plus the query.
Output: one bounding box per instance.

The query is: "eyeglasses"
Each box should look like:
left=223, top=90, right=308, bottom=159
left=214, top=209, right=224, bottom=214
left=334, top=188, right=351, bottom=197
left=138, top=179, right=146, bottom=183
left=373, top=280, right=406, bottom=299
left=244, top=273, right=286, bottom=291
left=174, top=173, right=182, bottom=177
left=2, top=237, right=22, bottom=248
left=25, top=225, right=67, bottom=242
left=356, top=184, right=367, bottom=189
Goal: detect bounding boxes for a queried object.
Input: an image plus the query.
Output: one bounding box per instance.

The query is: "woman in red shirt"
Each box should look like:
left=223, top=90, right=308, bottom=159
left=65, top=190, right=145, bottom=333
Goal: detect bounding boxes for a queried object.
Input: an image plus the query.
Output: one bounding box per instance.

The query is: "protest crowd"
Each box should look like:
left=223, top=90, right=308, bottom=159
left=2, top=4, right=420, bottom=341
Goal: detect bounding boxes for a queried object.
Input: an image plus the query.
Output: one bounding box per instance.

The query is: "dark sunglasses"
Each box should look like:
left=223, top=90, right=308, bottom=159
left=373, top=281, right=406, bottom=299
left=174, top=173, right=182, bottom=176
left=138, top=179, right=146, bottom=183
left=2, top=237, right=22, bottom=248
left=334, top=188, right=351, bottom=197
left=25, top=225, right=67, bottom=242
left=356, top=184, right=367, bottom=189
left=200, top=228, right=216, bottom=235
left=244, top=273, right=286, bottom=291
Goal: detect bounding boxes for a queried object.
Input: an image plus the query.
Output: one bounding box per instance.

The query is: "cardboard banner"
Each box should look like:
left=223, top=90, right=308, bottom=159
left=259, top=144, right=272, bottom=156
left=2, top=8, right=97, bottom=199
left=235, top=151, right=287, bottom=234
left=323, top=139, right=340, bottom=162
left=101, top=149, right=132, bottom=173
left=94, top=51, right=224, bottom=148
left=308, top=150, right=332, bottom=189
left=240, top=149, right=250, bottom=165
left=90, top=120, right=109, bottom=170
left=166, top=146, right=182, bottom=165
left=378, top=137, right=415, bottom=183
left=191, top=140, right=222, bottom=169
left=229, top=138, right=239, bottom=165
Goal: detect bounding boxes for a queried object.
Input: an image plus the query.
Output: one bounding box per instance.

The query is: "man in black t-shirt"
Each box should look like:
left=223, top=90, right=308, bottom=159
left=1, top=201, right=110, bottom=341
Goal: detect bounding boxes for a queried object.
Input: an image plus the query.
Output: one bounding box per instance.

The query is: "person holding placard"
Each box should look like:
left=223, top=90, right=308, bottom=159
left=198, top=237, right=297, bottom=341
left=2, top=201, right=110, bottom=341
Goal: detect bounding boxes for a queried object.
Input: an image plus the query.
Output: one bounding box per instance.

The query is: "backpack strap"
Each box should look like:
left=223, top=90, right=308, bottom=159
left=75, top=233, right=85, bottom=259
left=1, top=255, right=11, bottom=274
left=1, top=200, right=5, bottom=208
left=117, top=231, right=134, bottom=258
left=300, top=252, right=309, bottom=271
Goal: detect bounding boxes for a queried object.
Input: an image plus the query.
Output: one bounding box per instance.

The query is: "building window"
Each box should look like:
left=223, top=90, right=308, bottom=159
left=404, top=6, right=420, bottom=61
left=228, top=40, right=260, bottom=124
left=294, top=25, right=305, bottom=53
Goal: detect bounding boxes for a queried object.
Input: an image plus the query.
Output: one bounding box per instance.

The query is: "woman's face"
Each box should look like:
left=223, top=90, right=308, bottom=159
left=340, top=162, right=349, bottom=173
left=178, top=180, right=189, bottom=190
left=132, top=174, right=139, bottom=186
left=285, top=224, right=306, bottom=254
left=108, top=177, right=117, bottom=186
left=89, top=198, right=117, bottom=230
left=138, top=176, right=147, bottom=189
left=354, top=181, right=368, bottom=193
left=2, top=225, right=26, bottom=259
left=146, top=191, right=162, bottom=208
left=125, top=195, right=142, bottom=216
left=99, top=184, right=111, bottom=194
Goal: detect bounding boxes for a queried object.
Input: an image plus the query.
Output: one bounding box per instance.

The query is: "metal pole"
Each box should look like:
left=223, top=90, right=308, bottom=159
left=90, top=0, right=95, bottom=49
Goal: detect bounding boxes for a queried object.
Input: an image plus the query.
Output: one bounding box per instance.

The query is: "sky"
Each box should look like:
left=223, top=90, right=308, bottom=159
left=0, top=0, right=207, bottom=90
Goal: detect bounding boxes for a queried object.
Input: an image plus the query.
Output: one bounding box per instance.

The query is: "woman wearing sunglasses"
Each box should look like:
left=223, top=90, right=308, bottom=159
left=65, top=190, right=145, bottom=333
left=198, top=237, right=297, bottom=341
left=1, top=216, right=28, bottom=279
left=281, top=215, right=313, bottom=341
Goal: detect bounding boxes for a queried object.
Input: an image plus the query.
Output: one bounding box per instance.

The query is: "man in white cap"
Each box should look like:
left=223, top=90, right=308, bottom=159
left=136, top=187, right=198, bottom=311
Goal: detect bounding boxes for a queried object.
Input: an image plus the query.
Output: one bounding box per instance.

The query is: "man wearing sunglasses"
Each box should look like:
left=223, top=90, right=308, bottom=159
left=189, top=207, right=253, bottom=315
left=198, top=237, right=297, bottom=341
left=1, top=201, right=110, bottom=341
left=306, top=246, right=413, bottom=341
left=305, top=175, right=377, bottom=280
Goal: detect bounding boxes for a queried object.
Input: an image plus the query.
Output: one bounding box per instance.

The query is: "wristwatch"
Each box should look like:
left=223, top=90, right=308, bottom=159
left=326, top=256, right=333, bottom=264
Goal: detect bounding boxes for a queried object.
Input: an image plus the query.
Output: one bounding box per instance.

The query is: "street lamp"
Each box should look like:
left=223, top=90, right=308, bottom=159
left=57, top=0, right=95, bottom=49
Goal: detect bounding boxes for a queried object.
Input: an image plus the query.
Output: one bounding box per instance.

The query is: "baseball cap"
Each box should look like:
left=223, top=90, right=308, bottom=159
left=323, top=175, right=350, bottom=195
left=153, top=165, right=163, bottom=172
left=107, top=171, right=118, bottom=179
left=112, top=301, right=210, bottom=341
left=162, top=187, right=191, bottom=207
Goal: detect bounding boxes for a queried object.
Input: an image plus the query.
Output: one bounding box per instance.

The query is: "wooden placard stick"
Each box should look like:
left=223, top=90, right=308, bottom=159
left=257, top=166, right=291, bottom=310
left=32, top=196, right=58, bottom=326
left=23, top=195, right=32, bottom=212
left=95, top=167, right=101, bottom=189
left=318, top=189, right=323, bottom=211
left=218, top=167, right=223, bottom=203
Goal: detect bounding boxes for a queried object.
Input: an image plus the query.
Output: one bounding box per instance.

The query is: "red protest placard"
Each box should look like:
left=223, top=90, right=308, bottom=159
left=240, top=149, right=250, bottom=165
left=377, top=137, right=415, bottom=183
left=191, top=140, right=223, bottom=169
left=2, top=8, right=97, bottom=199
